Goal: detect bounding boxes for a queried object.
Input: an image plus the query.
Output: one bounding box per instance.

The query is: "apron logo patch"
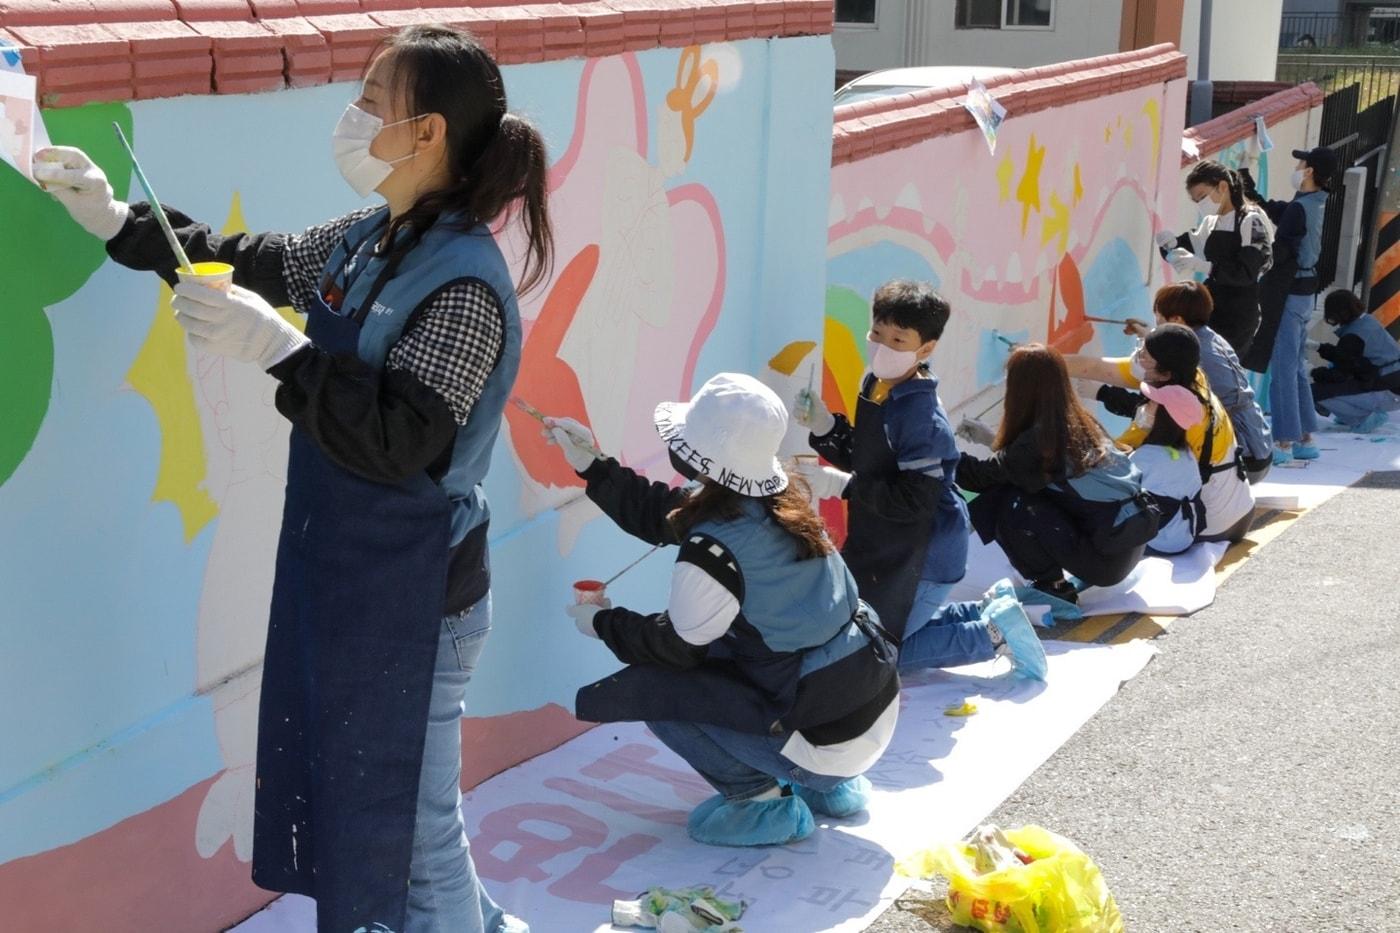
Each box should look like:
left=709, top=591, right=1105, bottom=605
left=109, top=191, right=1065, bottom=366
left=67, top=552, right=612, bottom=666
left=369, top=300, right=395, bottom=317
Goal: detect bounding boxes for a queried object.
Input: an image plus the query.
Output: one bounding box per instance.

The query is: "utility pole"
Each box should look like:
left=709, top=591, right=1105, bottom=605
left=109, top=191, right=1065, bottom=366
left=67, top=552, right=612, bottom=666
left=1188, top=0, right=1214, bottom=126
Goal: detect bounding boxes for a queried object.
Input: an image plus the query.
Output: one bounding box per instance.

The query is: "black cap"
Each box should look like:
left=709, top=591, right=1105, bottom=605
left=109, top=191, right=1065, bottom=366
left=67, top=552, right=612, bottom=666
left=1292, top=146, right=1339, bottom=189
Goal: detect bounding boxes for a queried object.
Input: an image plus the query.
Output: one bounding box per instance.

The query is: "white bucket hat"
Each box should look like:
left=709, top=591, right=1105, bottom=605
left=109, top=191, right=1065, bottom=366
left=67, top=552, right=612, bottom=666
left=654, top=373, right=789, bottom=497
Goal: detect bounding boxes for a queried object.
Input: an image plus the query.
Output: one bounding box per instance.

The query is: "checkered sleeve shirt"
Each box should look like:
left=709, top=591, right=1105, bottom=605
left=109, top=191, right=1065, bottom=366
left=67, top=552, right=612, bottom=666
left=280, top=209, right=506, bottom=426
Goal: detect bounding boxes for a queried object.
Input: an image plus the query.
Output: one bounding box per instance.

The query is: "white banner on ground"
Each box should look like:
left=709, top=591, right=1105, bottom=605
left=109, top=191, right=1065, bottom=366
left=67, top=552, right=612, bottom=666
left=234, top=641, right=1156, bottom=933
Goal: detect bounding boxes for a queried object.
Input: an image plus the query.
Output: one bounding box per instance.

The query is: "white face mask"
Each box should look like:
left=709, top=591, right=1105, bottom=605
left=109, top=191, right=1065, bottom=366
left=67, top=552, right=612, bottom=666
left=1290, top=169, right=1308, bottom=191
left=1195, top=195, right=1218, bottom=219
left=332, top=103, right=419, bottom=198
left=869, top=340, right=920, bottom=380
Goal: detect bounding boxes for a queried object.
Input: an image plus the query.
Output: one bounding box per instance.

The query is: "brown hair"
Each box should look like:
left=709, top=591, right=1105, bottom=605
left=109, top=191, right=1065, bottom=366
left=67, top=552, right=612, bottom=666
left=1323, top=289, right=1364, bottom=326
left=373, top=25, right=554, bottom=293
left=996, top=344, right=1112, bottom=477
left=1154, top=281, right=1214, bottom=328
left=667, top=479, right=835, bottom=561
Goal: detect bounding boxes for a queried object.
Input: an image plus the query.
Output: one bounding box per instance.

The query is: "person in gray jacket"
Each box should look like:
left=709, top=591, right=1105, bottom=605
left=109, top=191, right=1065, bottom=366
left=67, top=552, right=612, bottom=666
left=1124, top=282, right=1273, bottom=482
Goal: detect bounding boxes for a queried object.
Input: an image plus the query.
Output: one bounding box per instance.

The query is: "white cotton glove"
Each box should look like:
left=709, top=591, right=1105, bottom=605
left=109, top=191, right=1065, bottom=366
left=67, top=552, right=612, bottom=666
left=32, top=146, right=130, bottom=241
left=172, top=283, right=309, bottom=370
left=794, top=388, right=836, bottom=436
left=1154, top=229, right=1178, bottom=252
left=1167, top=247, right=1210, bottom=277
left=955, top=416, right=996, bottom=448
left=791, top=461, right=850, bottom=501
left=543, top=416, right=602, bottom=472
left=566, top=600, right=610, bottom=638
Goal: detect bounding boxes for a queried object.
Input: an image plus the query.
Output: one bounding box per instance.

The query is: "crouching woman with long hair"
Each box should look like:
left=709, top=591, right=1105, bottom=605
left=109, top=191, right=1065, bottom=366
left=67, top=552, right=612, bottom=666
left=545, top=374, right=899, bottom=846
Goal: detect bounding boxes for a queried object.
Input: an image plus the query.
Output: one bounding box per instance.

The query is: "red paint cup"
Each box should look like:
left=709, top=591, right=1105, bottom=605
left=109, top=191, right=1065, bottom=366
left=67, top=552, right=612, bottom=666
left=573, top=579, right=607, bottom=605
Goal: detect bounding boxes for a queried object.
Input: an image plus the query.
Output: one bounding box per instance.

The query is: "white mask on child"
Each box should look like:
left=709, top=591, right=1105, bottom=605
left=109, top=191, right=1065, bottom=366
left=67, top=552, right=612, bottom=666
left=1195, top=195, right=1218, bottom=219
left=869, top=341, right=919, bottom=380
left=332, top=103, right=420, bottom=198
left=1290, top=169, right=1307, bottom=191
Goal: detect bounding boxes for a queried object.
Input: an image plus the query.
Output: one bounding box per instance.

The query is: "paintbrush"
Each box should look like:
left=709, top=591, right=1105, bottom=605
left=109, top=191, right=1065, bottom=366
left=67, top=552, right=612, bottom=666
left=1084, top=315, right=1129, bottom=325
left=111, top=123, right=193, bottom=273
left=603, top=545, right=663, bottom=587
left=991, top=330, right=1018, bottom=349
left=511, top=396, right=604, bottom=458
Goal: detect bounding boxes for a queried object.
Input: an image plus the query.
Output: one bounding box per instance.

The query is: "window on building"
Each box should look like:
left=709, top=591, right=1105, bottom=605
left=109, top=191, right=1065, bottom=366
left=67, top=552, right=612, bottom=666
left=836, top=0, right=877, bottom=25
left=956, top=0, right=1055, bottom=30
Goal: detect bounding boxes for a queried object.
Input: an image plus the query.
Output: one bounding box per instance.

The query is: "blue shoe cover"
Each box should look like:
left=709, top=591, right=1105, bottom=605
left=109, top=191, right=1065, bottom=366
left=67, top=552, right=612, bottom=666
left=687, top=792, right=815, bottom=847
left=1271, top=446, right=1293, bottom=466
left=1354, top=411, right=1388, bottom=434
left=1011, top=586, right=1083, bottom=624
left=985, top=596, right=1048, bottom=681
left=1292, top=441, right=1321, bottom=460
left=794, top=775, right=871, bottom=818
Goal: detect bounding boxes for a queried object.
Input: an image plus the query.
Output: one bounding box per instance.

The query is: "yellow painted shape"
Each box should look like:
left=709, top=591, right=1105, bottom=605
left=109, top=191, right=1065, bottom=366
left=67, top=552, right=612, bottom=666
left=125, top=191, right=301, bottom=543
left=1142, top=97, right=1162, bottom=166
left=997, top=154, right=1015, bottom=202
left=1104, top=124, right=1112, bottom=144
left=1123, top=120, right=1135, bottom=149
left=823, top=317, right=866, bottom=418
left=1073, top=163, right=1084, bottom=206
left=1041, top=190, right=1071, bottom=254
left=127, top=283, right=219, bottom=542
left=944, top=702, right=978, bottom=717
left=1016, top=133, right=1046, bottom=236
left=768, top=340, right=817, bottom=376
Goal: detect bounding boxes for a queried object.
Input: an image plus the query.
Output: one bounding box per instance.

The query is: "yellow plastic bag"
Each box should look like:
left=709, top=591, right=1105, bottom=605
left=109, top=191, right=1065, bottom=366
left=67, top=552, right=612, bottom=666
left=897, top=825, right=1124, bottom=933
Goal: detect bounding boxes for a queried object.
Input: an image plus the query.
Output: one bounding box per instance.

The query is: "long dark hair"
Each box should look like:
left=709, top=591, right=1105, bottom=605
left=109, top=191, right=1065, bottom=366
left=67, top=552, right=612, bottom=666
left=1186, top=160, right=1245, bottom=214
left=996, top=344, right=1113, bottom=477
left=375, top=25, right=554, bottom=293
left=668, top=479, right=835, bottom=561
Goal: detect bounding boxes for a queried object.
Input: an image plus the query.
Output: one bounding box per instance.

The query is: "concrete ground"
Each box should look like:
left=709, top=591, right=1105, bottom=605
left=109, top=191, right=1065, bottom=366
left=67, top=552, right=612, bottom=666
left=867, top=473, right=1400, bottom=932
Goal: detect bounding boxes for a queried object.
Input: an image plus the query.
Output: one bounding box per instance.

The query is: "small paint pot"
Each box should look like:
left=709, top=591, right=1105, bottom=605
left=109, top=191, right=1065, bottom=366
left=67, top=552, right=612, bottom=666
left=176, top=261, right=235, bottom=292
left=573, top=579, right=607, bottom=605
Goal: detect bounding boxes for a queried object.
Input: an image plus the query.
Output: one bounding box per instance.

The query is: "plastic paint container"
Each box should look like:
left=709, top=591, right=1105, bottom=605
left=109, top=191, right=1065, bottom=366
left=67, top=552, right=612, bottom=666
left=573, top=579, right=608, bottom=605
left=176, top=261, right=234, bottom=292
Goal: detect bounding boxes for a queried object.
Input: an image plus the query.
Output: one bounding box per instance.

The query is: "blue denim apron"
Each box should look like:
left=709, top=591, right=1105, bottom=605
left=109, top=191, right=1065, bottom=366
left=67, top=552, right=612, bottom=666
left=251, top=232, right=452, bottom=933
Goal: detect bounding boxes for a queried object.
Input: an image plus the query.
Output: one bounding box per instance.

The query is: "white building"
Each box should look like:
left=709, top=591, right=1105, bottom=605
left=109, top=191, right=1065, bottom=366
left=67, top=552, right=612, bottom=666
left=834, top=0, right=1284, bottom=84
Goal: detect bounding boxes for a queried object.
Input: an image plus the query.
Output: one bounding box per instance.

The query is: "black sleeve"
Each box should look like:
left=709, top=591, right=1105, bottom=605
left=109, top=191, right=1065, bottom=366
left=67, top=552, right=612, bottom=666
left=843, top=468, right=941, bottom=524
left=267, top=345, right=458, bottom=484
left=1159, top=231, right=1192, bottom=259
left=592, top=607, right=708, bottom=670
left=1319, top=335, right=1377, bottom=378
left=1272, top=201, right=1307, bottom=253
left=1097, top=384, right=1148, bottom=418
left=955, top=432, right=1049, bottom=494
left=809, top=413, right=855, bottom=471
left=1239, top=167, right=1292, bottom=220
left=106, top=202, right=292, bottom=303
left=1208, top=214, right=1272, bottom=286
left=580, top=458, right=686, bottom=546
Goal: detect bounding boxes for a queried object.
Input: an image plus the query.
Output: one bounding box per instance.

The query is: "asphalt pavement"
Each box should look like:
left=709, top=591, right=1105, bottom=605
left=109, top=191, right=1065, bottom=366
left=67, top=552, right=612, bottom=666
left=868, top=472, right=1400, bottom=932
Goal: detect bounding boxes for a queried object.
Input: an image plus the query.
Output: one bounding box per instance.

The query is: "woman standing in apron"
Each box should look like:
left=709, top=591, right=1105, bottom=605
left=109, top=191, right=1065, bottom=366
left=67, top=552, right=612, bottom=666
left=1156, top=160, right=1274, bottom=358
left=35, top=25, right=549, bottom=933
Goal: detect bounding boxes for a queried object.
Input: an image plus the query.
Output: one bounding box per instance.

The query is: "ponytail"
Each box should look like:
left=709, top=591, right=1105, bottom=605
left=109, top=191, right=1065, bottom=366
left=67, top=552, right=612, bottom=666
left=375, top=25, right=555, bottom=294
left=1185, top=160, right=1245, bottom=213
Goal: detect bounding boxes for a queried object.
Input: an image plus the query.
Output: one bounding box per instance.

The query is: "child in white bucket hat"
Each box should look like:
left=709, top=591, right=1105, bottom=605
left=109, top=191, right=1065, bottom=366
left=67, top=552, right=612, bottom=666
left=544, top=373, right=900, bottom=847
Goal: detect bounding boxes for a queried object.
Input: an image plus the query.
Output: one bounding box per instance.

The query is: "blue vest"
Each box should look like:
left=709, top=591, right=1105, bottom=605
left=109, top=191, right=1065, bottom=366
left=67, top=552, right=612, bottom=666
left=323, top=209, right=522, bottom=545
left=1338, top=314, right=1400, bottom=376
left=1046, top=447, right=1147, bottom=528
left=1294, top=190, right=1328, bottom=277
left=575, top=499, right=897, bottom=740
left=693, top=499, right=861, bottom=655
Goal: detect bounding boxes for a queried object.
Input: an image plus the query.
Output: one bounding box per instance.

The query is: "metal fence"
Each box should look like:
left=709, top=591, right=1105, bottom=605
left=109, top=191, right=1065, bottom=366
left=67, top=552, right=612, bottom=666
left=1276, top=54, right=1400, bottom=289
left=1279, top=11, right=1400, bottom=50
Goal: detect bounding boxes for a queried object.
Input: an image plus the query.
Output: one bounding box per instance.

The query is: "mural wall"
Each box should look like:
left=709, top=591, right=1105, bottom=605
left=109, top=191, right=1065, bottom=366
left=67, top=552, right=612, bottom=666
left=0, top=35, right=833, bottom=932
left=823, top=63, right=1189, bottom=445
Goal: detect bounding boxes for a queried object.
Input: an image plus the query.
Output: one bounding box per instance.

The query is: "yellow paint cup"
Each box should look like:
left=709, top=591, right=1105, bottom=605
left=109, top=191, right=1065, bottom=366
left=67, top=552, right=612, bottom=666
left=176, top=261, right=234, bottom=292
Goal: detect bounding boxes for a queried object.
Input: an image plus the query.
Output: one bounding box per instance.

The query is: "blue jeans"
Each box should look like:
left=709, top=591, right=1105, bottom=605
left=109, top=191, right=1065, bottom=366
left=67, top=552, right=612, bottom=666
left=1317, top=389, right=1400, bottom=426
left=898, top=581, right=995, bottom=671
left=405, top=596, right=524, bottom=933
left=646, top=720, right=855, bottom=801
left=1269, top=293, right=1319, bottom=443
